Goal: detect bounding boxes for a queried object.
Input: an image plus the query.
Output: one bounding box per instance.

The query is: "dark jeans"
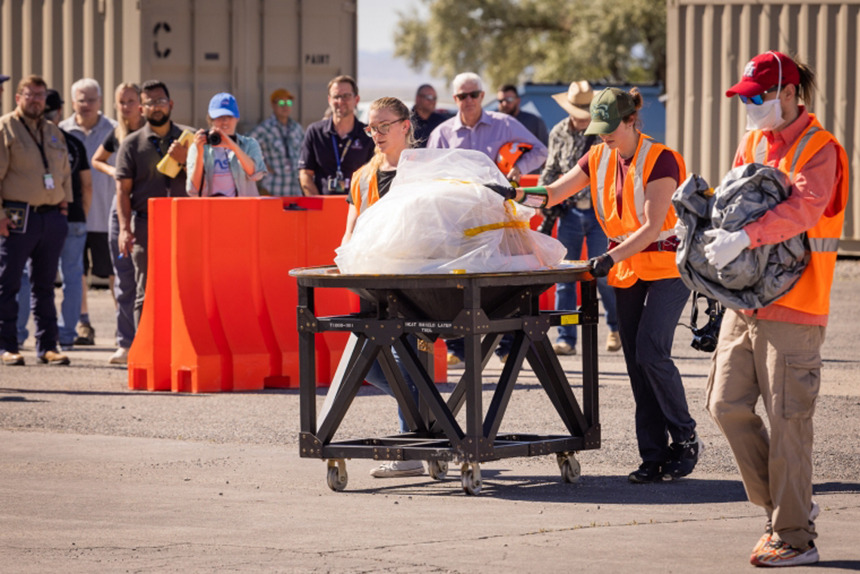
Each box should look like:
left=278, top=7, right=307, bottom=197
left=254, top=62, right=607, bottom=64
left=614, top=277, right=695, bottom=463
left=363, top=336, right=420, bottom=433
left=109, top=199, right=136, bottom=348
left=0, top=209, right=68, bottom=355
left=130, top=212, right=148, bottom=329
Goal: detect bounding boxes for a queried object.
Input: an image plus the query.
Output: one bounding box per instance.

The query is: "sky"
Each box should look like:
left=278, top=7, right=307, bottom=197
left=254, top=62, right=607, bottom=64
left=356, top=0, right=451, bottom=103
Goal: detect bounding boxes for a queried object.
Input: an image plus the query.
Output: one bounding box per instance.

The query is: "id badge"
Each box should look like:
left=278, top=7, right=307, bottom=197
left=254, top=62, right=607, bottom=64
left=43, top=174, right=55, bottom=190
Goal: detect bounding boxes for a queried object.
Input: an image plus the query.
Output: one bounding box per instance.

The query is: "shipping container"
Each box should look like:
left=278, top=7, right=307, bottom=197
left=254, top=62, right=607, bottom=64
left=666, top=0, right=860, bottom=254
left=0, top=0, right=357, bottom=131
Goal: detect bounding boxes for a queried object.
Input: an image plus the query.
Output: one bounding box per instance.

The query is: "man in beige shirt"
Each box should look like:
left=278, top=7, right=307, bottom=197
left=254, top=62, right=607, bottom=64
left=0, top=75, right=72, bottom=366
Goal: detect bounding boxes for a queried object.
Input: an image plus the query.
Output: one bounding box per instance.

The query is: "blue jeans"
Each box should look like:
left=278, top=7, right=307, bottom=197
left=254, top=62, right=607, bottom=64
left=17, top=221, right=88, bottom=346
left=363, top=337, right=420, bottom=433
left=109, top=199, right=135, bottom=348
left=555, top=205, right=618, bottom=347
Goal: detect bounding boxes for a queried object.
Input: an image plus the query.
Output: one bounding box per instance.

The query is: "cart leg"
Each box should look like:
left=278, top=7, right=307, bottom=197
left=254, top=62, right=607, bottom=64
left=556, top=451, right=581, bottom=484
left=461, top=462, right=482, bottom=495
left=326, top=459, right=348, bottom=492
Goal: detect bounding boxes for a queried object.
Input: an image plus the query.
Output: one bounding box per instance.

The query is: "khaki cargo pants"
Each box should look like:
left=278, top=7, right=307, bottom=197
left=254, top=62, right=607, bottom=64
left=706, top=309, right=823, bottom=549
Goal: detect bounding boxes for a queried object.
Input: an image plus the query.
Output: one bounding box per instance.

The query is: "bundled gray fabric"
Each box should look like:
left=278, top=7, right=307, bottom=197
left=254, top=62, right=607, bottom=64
left=673, top=163, right=809, bottom=310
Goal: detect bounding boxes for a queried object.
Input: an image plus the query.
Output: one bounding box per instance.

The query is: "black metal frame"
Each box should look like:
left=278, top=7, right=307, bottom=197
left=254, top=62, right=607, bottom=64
left=293, top=264, right=601, bottom=467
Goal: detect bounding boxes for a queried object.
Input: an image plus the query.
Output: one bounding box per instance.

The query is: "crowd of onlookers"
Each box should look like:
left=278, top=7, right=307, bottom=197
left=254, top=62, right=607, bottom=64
left=0, top=71, right=570, bottom=369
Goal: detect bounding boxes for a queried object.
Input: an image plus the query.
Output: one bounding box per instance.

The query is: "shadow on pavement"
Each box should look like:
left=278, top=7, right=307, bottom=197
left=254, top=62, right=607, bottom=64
left=349, top=472, right=749, bottom=504
left=813, top=482, right=860, bottom=495
left=816, top=560, right=860, bottom=570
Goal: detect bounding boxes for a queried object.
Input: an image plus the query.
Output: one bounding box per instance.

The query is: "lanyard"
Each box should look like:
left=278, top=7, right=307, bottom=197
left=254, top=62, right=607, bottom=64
left=148, top=133, right=176, bottom=159
left=21, top=119, right=50, bottom=174
left=330, top=134, right=351, bottom=172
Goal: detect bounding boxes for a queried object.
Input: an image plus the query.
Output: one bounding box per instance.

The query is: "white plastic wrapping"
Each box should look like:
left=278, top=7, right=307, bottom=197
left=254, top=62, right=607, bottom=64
left=335, top=149, right=567, bottom=275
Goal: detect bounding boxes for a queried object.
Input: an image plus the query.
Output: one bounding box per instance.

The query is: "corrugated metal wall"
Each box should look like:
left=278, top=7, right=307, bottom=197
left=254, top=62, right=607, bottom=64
left=666, top=0, right=860, bottom=254
left=0, top=0, right=357, bottom=129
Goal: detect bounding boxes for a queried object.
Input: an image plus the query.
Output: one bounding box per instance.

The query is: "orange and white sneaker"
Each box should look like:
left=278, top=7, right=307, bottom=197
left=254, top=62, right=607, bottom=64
left=751, top=539, right=819, bottom=567
left=751, top=501, right=820, bottom=563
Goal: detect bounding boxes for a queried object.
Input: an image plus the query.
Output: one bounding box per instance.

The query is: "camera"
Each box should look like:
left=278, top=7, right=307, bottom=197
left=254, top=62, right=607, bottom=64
left=206, top=130, right=222, bottom=146
left=327, top=173, right=347, bottom=193
left=684, top=293, right=725, bottom=353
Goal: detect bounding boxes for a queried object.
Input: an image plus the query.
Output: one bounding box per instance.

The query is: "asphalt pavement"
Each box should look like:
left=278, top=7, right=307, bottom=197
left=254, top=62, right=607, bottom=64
left=1, top=262, right=859, bottom=573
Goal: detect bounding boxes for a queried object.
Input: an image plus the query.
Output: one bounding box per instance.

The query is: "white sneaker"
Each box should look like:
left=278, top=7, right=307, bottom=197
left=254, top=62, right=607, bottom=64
left=109, top=347, right=129, bottom=365
left=369, top=460, right=425, bottom=478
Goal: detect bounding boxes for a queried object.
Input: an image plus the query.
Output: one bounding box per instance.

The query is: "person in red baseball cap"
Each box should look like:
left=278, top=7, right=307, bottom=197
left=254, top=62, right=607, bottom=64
left=706, top=51, right=850, bottom=567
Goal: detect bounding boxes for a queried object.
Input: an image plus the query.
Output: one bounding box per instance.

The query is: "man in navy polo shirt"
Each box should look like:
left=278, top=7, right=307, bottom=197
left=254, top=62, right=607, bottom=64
left=298, top=75, right=374, bottom=195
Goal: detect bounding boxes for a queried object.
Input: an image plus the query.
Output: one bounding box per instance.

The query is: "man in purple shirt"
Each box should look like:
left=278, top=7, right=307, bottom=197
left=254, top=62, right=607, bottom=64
left=428, top=72, right=548, bottom=367
left=427, top=72, right=547, bottom=182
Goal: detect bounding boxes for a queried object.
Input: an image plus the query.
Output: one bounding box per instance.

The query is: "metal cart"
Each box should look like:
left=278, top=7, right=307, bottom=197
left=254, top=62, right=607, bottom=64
left=290, top=263, right=600, bottom=495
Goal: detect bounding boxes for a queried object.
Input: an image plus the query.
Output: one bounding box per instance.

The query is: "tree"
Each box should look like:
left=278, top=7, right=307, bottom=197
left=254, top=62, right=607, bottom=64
left=394, top=0, right=667, bottom=91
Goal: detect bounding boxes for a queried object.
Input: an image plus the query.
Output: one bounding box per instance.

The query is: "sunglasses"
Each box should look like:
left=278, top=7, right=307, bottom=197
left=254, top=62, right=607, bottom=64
left=277, top=99, right=293, bottom=108
left=420, top=94, right=437, bottom=101
left=497, top=96, right=517, bottom=104
left=454, top=91, right=482, bottom=101
left=364, top=118, right=405, bottom=137
left=739, top=85, right=782, bottom=105
left=142, top=97, right=170, bottom=108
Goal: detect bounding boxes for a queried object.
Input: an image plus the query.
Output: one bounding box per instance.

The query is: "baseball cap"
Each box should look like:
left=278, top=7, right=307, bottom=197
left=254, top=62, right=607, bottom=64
left=208, top=92, right=240, bottom=119
left=584, top=88, right=636, bottom=135
left=45, top=89, right=64, bottom=113
left=726, top=51, right=800, bottom=98
left=270, top=88, right=294, bottom=104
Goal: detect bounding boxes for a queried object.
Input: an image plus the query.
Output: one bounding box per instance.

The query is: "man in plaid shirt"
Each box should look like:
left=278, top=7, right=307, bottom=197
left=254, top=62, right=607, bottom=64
left=247, top=89, right=304, bottom=196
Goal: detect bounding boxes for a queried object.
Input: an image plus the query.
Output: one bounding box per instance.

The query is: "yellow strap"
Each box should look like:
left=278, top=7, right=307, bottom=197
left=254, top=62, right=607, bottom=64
left=463, top=220, right=529, bottom=237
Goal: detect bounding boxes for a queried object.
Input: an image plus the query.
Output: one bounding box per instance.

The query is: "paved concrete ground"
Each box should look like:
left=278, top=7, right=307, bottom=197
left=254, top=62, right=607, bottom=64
left=2, top=262, right=860, bottom=573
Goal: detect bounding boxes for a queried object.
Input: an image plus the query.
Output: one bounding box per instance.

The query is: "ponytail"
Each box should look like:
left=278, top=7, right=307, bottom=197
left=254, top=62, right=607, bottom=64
left=621, top=87, right=645, bottom=130
left=792, top=56, right=816, bottom=105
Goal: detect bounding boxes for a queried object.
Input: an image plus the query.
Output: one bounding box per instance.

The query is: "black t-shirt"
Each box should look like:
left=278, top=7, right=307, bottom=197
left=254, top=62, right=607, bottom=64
left=298, top=117, right=374, bottom=195
left=102, top=129, right=119, bottom=153
left=376, top=168, right=396, bottom=197
left=411, top=108, right=449, bottom=148
left=62, top=128, right=90, bottom=223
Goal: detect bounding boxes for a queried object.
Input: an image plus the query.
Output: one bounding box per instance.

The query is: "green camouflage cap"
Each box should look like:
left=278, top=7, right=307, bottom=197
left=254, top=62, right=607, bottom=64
left=584, top=88, right=636, bottom=135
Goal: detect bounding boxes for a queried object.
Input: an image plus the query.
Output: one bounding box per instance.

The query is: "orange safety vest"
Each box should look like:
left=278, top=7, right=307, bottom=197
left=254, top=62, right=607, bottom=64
left=349, top=164, right=380, bottom=214
left=588, top=133, right=687, bottom=288
left=743, top=114, right=849, bottom=316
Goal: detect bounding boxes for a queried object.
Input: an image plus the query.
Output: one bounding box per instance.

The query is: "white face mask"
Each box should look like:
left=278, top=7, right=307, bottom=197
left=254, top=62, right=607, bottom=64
left=745, top=99, right=783, bottom=131
left=744, top=50, right=784, bottom=131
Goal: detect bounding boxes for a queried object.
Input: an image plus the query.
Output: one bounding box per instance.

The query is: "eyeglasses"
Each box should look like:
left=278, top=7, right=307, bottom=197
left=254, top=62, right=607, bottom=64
left=330, top=93, right=355, bottom=102
left=364, top=118, right=405, bottom=137
left=142, top=97, right=170, bottom=108
left=419, top=94, right=437, bottom=101
left=76, top=98, right=99, bottom=105
left=277, top=99, right=293, bottom=108
left=454, top=91, right=482, bottom=102
left=497, top=96, right=517, bottom=104
left=739, top=85, right=782, bottom=105
left=20, top=91, right=47, bottom=101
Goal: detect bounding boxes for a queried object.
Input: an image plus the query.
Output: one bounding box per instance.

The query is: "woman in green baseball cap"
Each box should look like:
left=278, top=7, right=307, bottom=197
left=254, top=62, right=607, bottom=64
left=488, top=86, right=699, bottom=484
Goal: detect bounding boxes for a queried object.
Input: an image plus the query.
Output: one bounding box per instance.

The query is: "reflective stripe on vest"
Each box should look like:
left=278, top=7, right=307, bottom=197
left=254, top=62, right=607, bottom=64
left=789, top=126, right=820, bottom=178
left=754, top=137, right=767, bottom=164
left=594, top=147, right=611, bottom=225
left=358, top=172, right=371, bottom=214
left=632, top=137, right=653, bottom=224
left=809, top=237, right=840, bottom=252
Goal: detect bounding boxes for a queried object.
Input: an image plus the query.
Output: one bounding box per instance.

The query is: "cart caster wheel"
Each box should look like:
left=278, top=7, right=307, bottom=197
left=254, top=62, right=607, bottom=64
left=326, top=459, right=348, bottom=492
left=556, top=452, right=581, bottom=484
left=427, top=460, right=448, bottom=480
left=461, top=463, right=482, bottom=495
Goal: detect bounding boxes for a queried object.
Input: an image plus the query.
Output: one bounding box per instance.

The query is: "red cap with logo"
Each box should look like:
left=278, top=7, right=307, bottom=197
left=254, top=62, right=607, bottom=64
left=726, top=51, right=800, bottom=98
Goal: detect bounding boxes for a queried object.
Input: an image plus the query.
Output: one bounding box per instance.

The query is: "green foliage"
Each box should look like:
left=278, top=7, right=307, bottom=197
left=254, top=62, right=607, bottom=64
left=393, top=0, right=667, bottom=90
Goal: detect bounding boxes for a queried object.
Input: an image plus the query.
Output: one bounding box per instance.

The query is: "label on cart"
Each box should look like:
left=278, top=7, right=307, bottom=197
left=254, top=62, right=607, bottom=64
left=405, top=321, right=454, bottom=333
left=560, top=314, right=579, bottom=326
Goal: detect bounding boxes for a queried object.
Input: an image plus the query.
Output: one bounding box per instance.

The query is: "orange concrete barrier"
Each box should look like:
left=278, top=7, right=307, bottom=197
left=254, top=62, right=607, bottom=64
left=129, top=196, right=446, bottom=393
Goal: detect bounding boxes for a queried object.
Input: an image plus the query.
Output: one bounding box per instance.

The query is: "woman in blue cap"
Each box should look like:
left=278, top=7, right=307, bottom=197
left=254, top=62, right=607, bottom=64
left=187, top=92, right=267, bottom=197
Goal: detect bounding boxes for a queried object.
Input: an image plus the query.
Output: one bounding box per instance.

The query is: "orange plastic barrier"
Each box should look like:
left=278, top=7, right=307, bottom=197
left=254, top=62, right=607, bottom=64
left=129, top=196, right=447, bottom=393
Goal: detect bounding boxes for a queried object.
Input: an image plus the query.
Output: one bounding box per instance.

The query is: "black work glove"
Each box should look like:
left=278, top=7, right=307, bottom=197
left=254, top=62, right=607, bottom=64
left=588, top=254, right=615, bottom=278
left=484, top=183, right=517, bottom=201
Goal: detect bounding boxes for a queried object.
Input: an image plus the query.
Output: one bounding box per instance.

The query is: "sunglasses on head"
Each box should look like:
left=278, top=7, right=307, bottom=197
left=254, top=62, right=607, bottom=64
left=454, top=90, right=482, bottom=101
left=277, top=99, right=293, bottom=107
left=739, top=85, right=782, bottom=105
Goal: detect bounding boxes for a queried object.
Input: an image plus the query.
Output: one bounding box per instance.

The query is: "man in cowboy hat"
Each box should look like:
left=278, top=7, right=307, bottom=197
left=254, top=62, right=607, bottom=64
left=541, top=80, right=621, bottom=355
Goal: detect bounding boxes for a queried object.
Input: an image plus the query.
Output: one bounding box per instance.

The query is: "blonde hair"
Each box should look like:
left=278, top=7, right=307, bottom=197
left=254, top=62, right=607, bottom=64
left=365, top=97, right=416, bottom=175
left=113, top=82, right=141, bottom=144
